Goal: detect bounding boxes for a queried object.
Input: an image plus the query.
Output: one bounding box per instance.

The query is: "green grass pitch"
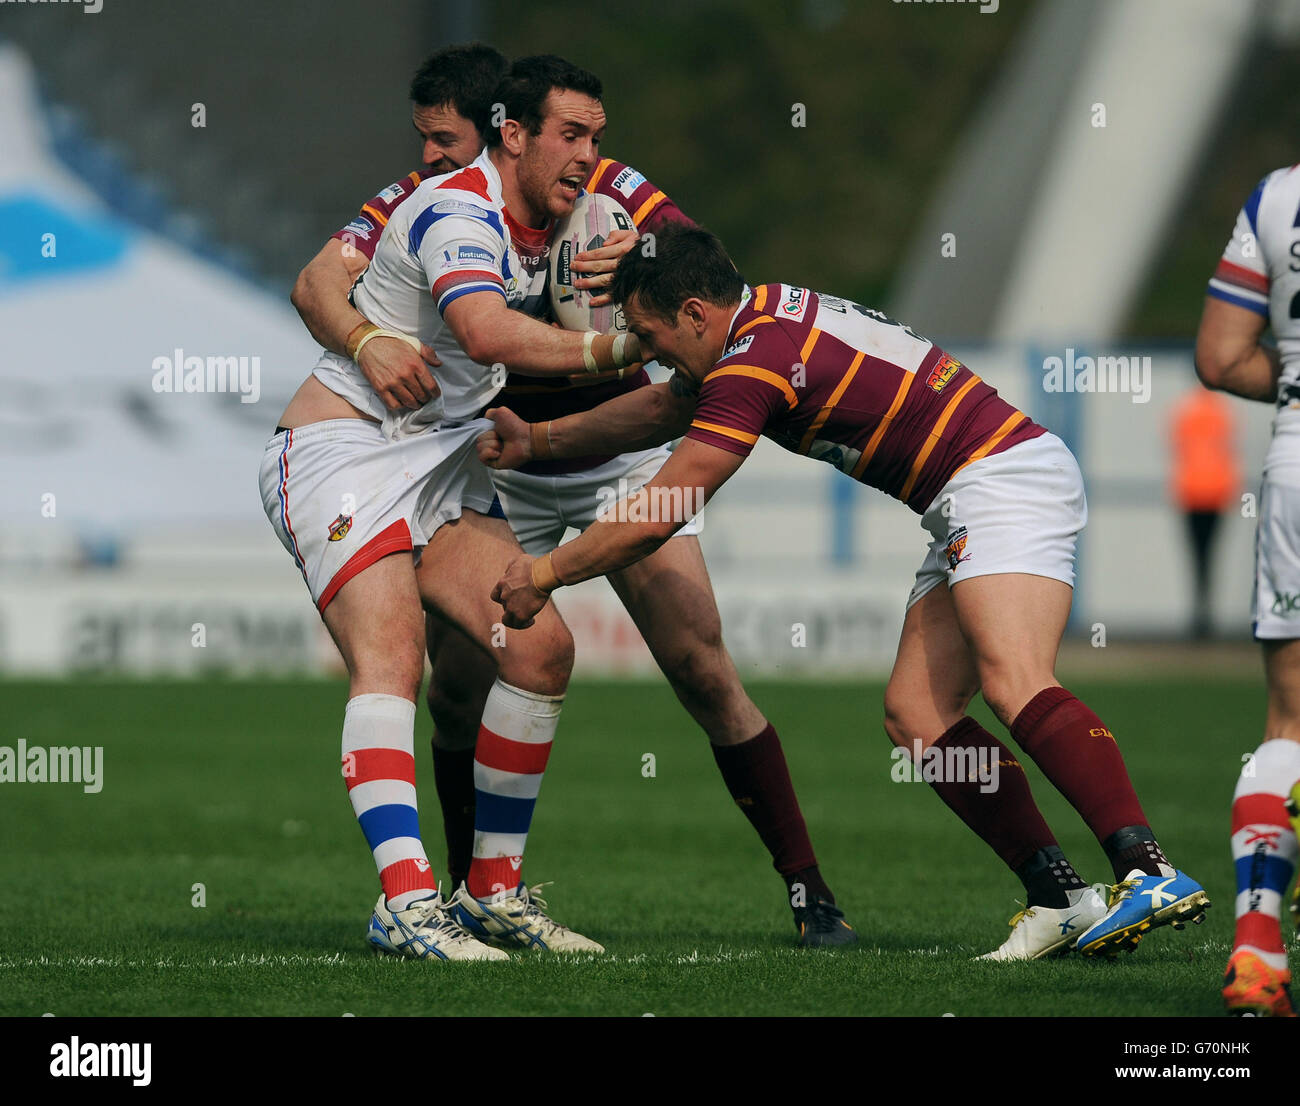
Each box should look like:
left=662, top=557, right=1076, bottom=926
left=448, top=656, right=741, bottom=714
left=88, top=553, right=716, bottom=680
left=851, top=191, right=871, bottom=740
left=0, top=676, right=1267, bottom=1016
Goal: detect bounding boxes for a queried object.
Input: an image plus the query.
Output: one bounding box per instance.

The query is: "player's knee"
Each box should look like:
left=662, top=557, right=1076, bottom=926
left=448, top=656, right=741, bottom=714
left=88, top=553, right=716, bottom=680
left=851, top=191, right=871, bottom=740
left=501, top=619, right=573, bottom=695
left=661, top=638, right=732, bottom=710
left=350, top=639, right=425, bottom=702
left=883, top=686, right=918, bottom=748
left=884, top=680, right=974, bottom=748
left=978, top=665, right=1045, bottom=728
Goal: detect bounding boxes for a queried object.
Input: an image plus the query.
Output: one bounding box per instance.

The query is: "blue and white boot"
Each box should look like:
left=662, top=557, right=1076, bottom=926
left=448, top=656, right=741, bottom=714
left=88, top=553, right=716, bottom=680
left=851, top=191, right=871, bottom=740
left=1074, top=869, right=1210, bottom=956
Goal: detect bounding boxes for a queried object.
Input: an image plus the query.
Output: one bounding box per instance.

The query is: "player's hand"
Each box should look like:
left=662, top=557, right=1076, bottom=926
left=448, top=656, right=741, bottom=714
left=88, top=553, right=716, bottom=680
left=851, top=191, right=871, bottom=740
left=572, top=227, right=639, bottom=307
left=491, top=555, right=548, bottom=629
left=477, top=407, right=534, bottom=470
left=356, top=336, right=442, bottom=411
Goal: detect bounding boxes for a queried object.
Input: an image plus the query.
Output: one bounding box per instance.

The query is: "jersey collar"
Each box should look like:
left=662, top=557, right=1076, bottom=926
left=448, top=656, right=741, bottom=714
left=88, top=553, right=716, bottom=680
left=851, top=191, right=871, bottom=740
left=724, top=285, right=755, bottom=344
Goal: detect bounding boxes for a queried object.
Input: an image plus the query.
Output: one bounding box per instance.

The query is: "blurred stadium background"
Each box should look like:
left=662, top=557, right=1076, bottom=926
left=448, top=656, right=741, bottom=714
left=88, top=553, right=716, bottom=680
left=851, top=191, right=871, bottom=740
left=5, top=0, right=1300, bottom=680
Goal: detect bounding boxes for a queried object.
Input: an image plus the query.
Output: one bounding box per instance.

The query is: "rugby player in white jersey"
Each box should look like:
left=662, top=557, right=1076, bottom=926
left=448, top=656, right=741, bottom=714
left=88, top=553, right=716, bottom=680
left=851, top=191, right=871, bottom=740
left=1197, top=163, right=1300, bottom=1016
left=293, top=46, right=857, bottom=948
left=259, top=54, right=642, bottom=960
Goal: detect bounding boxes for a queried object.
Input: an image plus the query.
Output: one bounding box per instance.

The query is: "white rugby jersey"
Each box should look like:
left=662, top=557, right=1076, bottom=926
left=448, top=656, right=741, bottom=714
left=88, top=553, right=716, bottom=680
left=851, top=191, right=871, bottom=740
left=1208, top=164, right=1300, bottom=475
left=313, top=148, right=554, bottom=426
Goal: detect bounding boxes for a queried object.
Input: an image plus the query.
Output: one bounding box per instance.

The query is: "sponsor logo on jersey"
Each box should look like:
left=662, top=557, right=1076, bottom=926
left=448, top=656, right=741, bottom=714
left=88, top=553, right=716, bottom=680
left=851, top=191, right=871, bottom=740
left=509, top=855, right=523, bottom=870
left=328, top=514, right=353, bottom=542
left=927, top=353, right=962, bottom=393
left=944, top=526, right=970, bottom=570
left=722, top=334, right=754, bottom=359
left=611, top=166, right=647, bottom=198
left=780, top=286, right=810, bottom=321
left=1088, top=727, right=1115, bottom=740
left=379, top=183, right=405, bottom=204
left=455, top=245, right=496, bottom=265
left=344, top=216, right=375, bottom=237
left=432, top=198, right=492, bottom=219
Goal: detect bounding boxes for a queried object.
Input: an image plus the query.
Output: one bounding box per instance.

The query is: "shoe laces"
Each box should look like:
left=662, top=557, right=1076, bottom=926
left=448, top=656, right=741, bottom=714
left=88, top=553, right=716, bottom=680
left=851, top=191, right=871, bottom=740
left=404, top=897, right=477, bottom=943
left=515, top=882, right=572, bottom=935
left=1106, top=878, right=1139, bottom=907
left=1006, top=901, right=1036, bottom=929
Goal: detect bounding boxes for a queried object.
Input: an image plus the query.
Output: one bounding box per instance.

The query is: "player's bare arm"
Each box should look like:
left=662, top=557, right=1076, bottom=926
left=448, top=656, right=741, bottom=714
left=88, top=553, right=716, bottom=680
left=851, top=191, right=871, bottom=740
left=291, top=237, right=371, bottom=350
left=492, top=438, right=744, bottom=628
left=442, top=289, right=640, bottom=375
left=1195, top=294, right=1280, bottom=402
left=477, top=380, right=696, bottom=470
left=292, top=237, right=442, bottom=411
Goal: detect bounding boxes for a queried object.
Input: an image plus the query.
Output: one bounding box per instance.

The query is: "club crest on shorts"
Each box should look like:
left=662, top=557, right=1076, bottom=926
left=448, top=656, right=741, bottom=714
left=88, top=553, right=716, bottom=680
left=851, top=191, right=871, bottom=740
left=945, top=525, right=970, bottom=570
left=327, top=513, right=353, bottom=542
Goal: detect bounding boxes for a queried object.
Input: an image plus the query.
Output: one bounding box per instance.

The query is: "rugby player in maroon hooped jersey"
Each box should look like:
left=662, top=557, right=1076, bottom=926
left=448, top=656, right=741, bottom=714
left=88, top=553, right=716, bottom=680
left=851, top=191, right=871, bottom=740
left=485, top=224, right=1212, bottom=960
left=291, top=45, right=858, bottom=949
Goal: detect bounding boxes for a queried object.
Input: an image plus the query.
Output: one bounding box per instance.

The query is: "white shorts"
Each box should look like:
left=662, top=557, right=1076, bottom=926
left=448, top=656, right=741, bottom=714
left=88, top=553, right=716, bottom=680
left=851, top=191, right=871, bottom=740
left=258, top=417, right=496, bottom=612
left=1253, top=481, right=1300, bottom=639
left=907, top=432, right=1087, bottom=609
left=491, top=445, right=702, bottom=556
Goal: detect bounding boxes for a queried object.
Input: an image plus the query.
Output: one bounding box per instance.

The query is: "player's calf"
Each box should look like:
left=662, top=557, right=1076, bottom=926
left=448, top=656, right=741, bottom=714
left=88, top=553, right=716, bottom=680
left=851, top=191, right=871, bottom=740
left=425, top=615, right=498, bottom=891
left=426, top=621, right=496, bottom=750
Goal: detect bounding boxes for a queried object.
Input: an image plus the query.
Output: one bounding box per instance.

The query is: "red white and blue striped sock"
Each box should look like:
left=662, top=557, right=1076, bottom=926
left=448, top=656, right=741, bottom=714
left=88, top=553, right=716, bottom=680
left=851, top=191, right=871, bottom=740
left=467, top=679, right=563, bottom=899
left=1231, top=738, right=1300, bottom=972
left=341, top=693, right=438, bottom=911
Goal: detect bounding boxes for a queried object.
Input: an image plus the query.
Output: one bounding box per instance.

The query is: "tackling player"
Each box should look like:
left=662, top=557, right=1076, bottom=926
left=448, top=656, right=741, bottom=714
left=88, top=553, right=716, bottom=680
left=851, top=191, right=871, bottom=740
left=260, top=54, right=643, bottom=960
left=1196, top=163, right=1300, bottom=1016
left=293, top=45, right=856, bottom=947
left=484, top=224, right=1212, bottom=960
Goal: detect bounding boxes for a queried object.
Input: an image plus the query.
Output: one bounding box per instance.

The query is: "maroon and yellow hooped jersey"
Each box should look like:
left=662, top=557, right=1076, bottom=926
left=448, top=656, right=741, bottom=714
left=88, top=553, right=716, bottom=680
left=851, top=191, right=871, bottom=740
left=686, top=285, right=1045, bottom=513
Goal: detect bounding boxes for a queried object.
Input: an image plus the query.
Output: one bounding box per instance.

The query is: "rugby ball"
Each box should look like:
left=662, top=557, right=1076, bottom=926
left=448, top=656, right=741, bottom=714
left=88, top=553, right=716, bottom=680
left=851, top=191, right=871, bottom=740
left=549, top=191, right=636, bottom=332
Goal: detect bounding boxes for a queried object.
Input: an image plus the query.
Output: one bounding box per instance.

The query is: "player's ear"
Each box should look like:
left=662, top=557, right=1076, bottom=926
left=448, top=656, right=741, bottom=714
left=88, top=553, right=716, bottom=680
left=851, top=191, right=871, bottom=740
left=681, top=298, right=708, bottom=333
left=500, top=119, right=526, bottom=157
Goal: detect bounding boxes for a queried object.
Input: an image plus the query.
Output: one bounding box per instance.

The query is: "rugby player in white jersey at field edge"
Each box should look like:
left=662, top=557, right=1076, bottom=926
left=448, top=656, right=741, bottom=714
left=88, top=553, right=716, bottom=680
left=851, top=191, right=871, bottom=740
left=259, top=55, right=641, bottom=960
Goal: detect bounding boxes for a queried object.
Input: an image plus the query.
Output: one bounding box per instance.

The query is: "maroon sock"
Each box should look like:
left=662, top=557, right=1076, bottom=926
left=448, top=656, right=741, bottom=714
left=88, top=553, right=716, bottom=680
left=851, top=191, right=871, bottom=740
left=431, top=743, right=476, bottom=890
left=711, top=724, right=824, bottom=894
left=924, top=717, right=1059, bottom=873
left=1010, top=686, right=1151, bottom=855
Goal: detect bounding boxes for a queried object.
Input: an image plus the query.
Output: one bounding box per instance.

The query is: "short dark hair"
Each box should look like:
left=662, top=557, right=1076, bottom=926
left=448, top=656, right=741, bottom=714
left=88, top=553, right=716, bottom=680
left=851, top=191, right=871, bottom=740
left=484, top=54, right=602, bottom=148
left=609, top=225, right=745, bottom=324
left=408, top=43, right=509, bottom=138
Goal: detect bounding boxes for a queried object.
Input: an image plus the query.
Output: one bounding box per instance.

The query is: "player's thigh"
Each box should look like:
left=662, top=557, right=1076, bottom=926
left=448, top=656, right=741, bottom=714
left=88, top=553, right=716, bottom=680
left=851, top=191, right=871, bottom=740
left=607, top=534, right=724, bottom=665
left=416, top=509, right=573, bottom=687
left=1264, top=639, right=1300, bottom=743
left=949, top=572, right=1071, bottom=722
left=923, top=433, right=1083, bottom=721
left=322, top=551, right=426, bottom=697
left=884, top=581, right=980, bottom=749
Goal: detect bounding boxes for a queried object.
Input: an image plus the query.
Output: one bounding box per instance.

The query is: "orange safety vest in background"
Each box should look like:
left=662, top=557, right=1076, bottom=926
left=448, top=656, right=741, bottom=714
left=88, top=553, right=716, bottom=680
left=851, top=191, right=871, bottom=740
left=1170, top=387, right=1240, bottom=512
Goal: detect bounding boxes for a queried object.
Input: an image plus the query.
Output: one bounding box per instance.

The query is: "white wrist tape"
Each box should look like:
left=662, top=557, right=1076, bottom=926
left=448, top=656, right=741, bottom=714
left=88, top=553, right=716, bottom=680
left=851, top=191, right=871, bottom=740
left=352, top=328, right=422, bottom=361
left=610, top=332, right=633, bottom=369
left=582, top=330, right=600, bottom=374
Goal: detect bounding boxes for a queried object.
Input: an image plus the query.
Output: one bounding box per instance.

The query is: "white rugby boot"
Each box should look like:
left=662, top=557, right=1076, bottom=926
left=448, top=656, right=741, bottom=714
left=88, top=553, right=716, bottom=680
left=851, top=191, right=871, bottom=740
left=976, top=883, right=1109, bottom=961
left=448, top=881, right=605, bottom=953
left=367, top=891, right=509, bottom=961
